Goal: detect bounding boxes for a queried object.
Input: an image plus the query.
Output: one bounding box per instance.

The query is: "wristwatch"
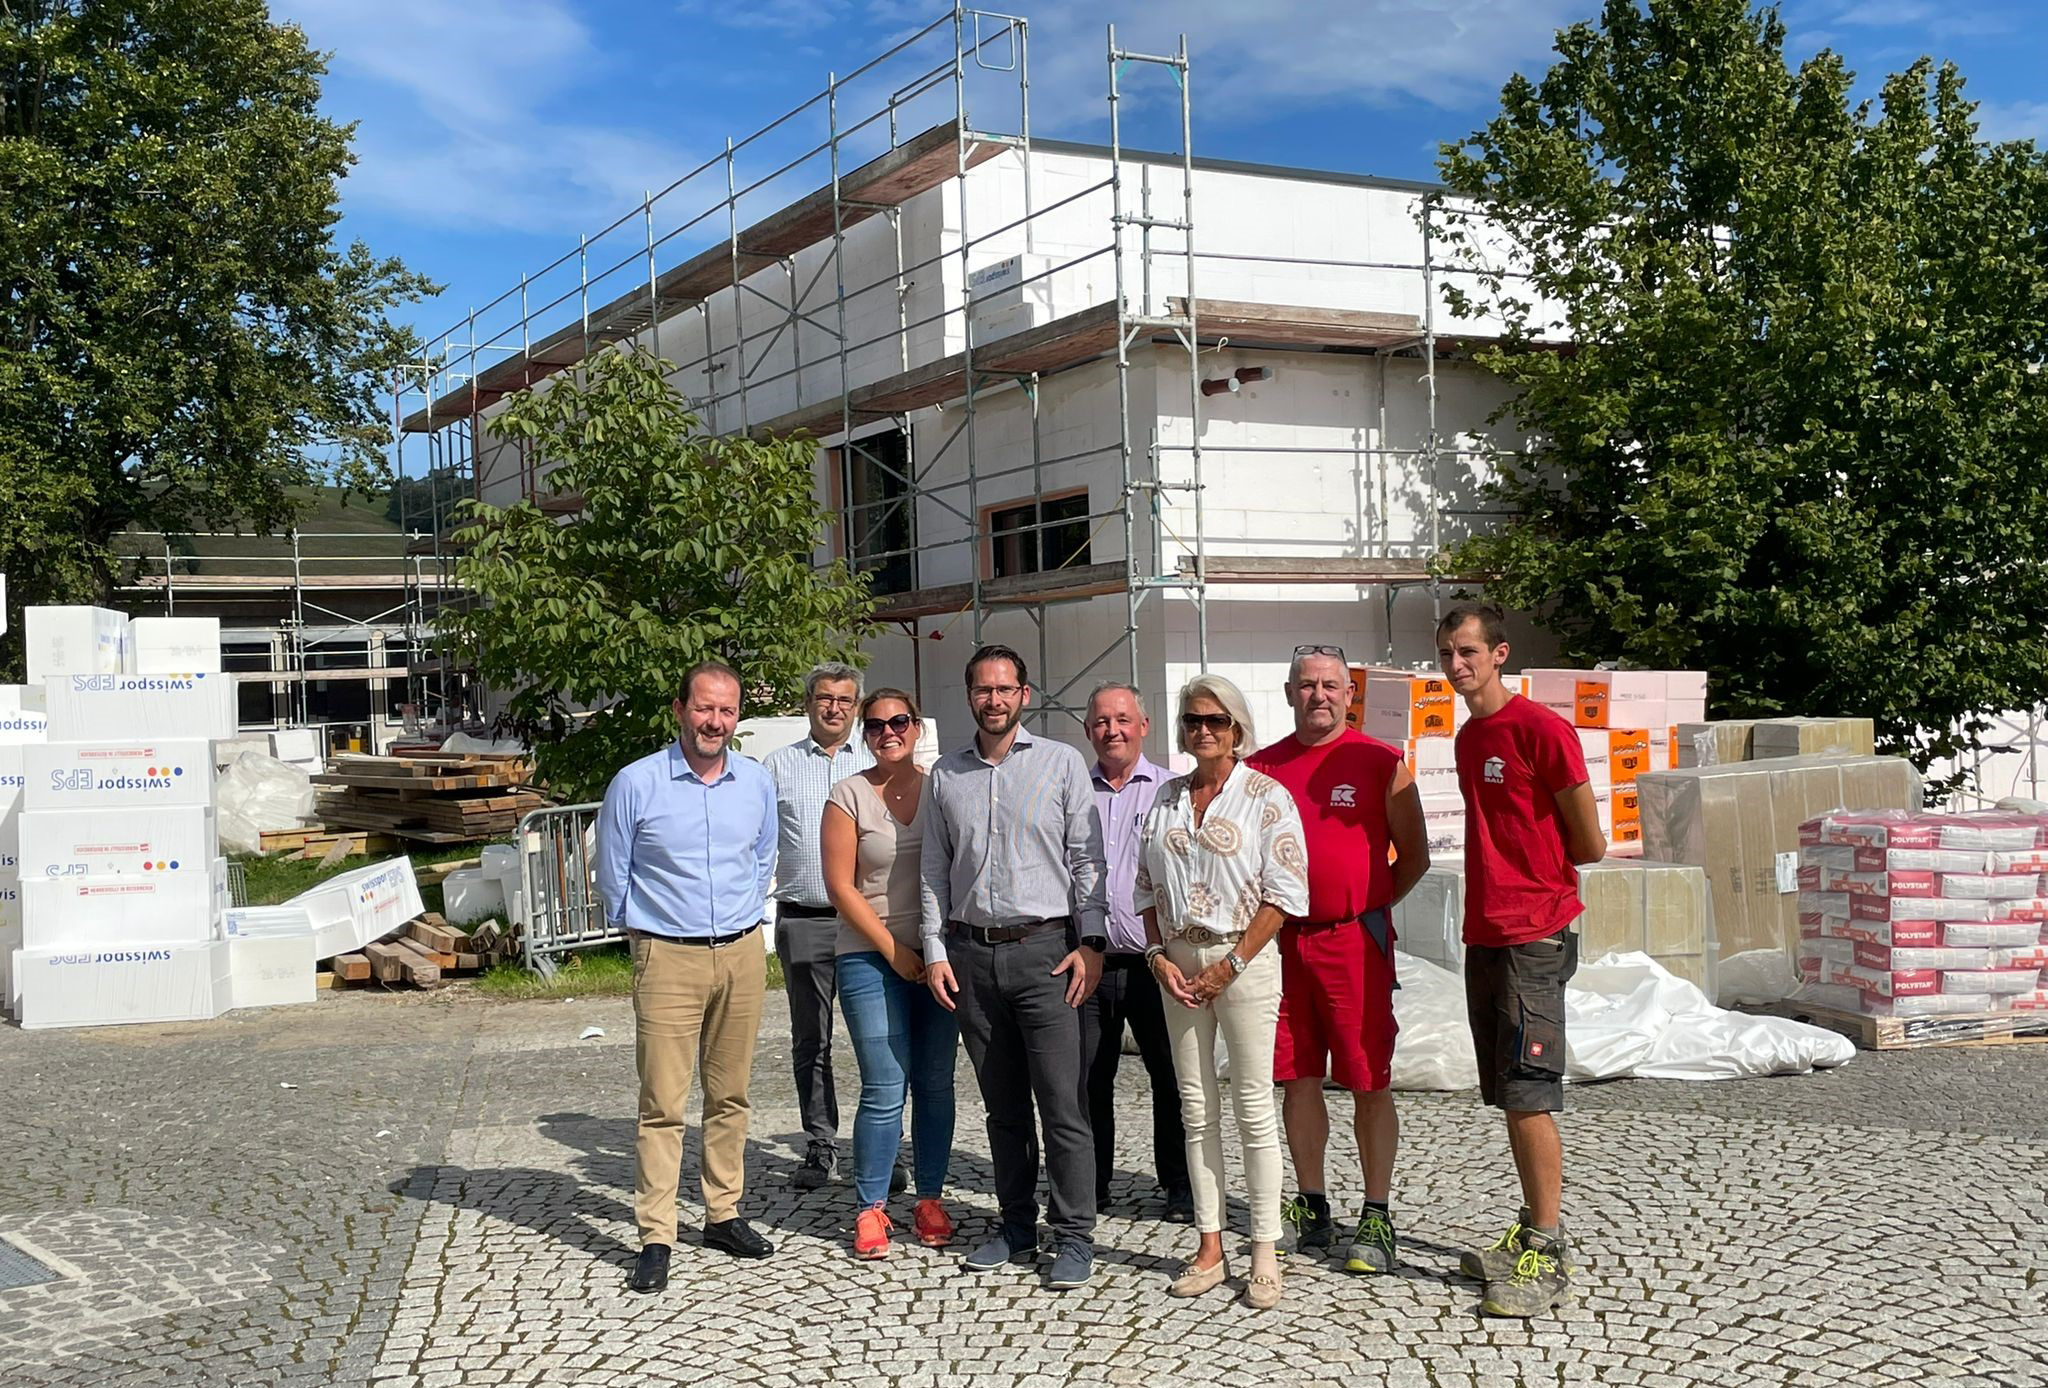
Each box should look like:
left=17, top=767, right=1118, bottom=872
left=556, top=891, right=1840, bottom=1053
left=1081, top=933, right=1109, bottom=954
left=1224, top=950, right=1248, bottom=976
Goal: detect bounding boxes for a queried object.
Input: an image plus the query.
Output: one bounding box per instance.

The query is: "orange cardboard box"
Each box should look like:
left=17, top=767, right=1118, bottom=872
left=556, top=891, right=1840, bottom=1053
left=1607, top=728, right=1652, bottom=783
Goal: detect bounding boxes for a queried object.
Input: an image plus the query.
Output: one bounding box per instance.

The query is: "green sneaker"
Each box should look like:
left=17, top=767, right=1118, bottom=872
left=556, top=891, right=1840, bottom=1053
left=1480, top=1237, right=1571, bottom=1318
left=1281, top=1193, right=1334, bottom=1252
left=1459, top=1207, right=1529, bottom=1282
left=1343, top=1207, right=1396, bottom=1274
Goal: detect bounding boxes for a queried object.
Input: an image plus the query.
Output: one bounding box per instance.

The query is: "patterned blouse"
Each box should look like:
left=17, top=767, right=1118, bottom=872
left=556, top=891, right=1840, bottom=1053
left=1132, top=759, right=1310, bottom=938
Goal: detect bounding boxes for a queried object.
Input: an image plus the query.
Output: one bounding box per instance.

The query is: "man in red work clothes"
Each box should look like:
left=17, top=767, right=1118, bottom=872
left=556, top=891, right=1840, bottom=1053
left=1247, top=643, right=1429, bottom=1274
left=1438, top=603, right=1606, bottom=1318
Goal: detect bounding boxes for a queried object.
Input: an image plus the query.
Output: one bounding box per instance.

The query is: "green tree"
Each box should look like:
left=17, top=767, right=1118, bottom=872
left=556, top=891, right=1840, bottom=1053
left=447, top=346, right=877, bottom=801
left=1435, top=0, right=2048, bottom=778
left=0, top=0, right=435, bottom=665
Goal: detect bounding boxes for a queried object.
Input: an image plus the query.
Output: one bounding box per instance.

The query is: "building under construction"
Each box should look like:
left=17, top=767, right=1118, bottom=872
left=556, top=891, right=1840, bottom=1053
left=391, top=5, right=1558, bottom=753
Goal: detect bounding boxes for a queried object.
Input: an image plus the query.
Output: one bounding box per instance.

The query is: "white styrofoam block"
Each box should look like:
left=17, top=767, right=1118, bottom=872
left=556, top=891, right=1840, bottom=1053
left=226, top=933, right=316, bottom=1010
left=443, top=867, right=505, bottom=926
left=45, top=673, right=237, bottom=741
left=0, top=869, right=19, bottom=929
left=0, top=921, right=18, bottom=1014
left=0, top=705, right=49, bottom=743
left=25, top=606, right=129, bottom=681
left=284, top=856, right=423, bottom=958
left=223, top=905, right=316, bottom=938
left=269, top=728, right=321, bottom=763
left=17, top=938, right=228, bottom=1030
left=0, top=684, right=46, bottom=713
left=17, top=805, right=216, bottom=879
left=127, top=617, right=223, bottom=674
left=20, top=858, right=227, bottom=950
left=22, top=739, right=214, bottom=810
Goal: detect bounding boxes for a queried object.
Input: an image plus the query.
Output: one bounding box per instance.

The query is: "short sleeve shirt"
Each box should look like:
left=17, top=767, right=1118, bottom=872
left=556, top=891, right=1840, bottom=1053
left=1454, top=695, right=1589, bottom=947
left=824, top=773, right=926, bottom=955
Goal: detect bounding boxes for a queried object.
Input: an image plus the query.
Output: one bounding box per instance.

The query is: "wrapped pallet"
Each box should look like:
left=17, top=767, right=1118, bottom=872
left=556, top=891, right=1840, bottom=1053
left=1750, top=717, right=1875, bottom=760
left=1675, top=720, right=1756, bottom=768
left=1637, top=754, right=1921, bottom=969
left=1576, top=859, right=1718, bottom=998
left=1392, top=864, right=1464, bottom=974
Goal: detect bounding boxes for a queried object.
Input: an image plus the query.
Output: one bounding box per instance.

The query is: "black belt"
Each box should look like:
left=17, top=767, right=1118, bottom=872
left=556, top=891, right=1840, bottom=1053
left=947, top=916, right=1070, bottom=946
left=638, top=923, right=762, bottom=948
left=777, top=902, right=837, bottom=919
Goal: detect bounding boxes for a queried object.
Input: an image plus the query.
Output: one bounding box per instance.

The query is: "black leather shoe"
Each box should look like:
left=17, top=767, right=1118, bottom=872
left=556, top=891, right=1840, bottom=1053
left=889, top=1160, right=910, bottom=1195
left=627, top=1244, right=670, bottom=1293
left=703, top=1217, right=775, bottom=1259
left=1165, top=1188, right=1196, bottom=1224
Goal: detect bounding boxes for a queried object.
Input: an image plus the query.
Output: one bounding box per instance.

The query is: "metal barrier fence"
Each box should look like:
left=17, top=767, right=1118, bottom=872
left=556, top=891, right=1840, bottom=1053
left=518, top=802, right=623, bottom=972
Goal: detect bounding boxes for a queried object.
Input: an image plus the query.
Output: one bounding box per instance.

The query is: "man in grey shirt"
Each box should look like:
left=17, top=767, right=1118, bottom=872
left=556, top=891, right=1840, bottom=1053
left=922, top=643, right=1109, bottom=1291
left=761, top=661, right=873, bottom=1190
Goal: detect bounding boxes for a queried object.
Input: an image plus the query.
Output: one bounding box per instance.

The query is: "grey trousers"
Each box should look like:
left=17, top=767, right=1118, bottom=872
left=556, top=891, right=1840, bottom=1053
left=952, top=927, right=1097, bottom=1250
left=775, top=913, right=840, bottom=1150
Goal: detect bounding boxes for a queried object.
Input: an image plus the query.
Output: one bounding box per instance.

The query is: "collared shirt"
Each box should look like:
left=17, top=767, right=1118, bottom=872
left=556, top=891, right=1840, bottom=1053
left=1091, top=753, right=1166, bottom=953
left=761, top=734, right=874, bottom=908
left=595, top=740, right=777, bottom=940
left=1133, top=759, right=1310, bottom=938
left=918, top=728, right=1108, bottom=964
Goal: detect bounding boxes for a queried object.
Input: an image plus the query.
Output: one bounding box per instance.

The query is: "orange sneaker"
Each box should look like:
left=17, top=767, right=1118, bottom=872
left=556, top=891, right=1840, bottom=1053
left=853, top=1206, right=894, bottom=1260
left=913, top=1198, right=955, bottom=1248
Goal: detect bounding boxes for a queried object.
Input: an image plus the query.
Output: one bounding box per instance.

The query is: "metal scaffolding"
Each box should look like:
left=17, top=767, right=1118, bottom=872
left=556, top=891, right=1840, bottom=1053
left=390, top=4, right=1505, bottom=734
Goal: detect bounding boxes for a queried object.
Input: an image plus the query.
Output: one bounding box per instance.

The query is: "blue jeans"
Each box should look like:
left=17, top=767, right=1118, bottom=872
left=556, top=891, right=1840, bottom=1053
left=835, top=948, right=960, bottom=1207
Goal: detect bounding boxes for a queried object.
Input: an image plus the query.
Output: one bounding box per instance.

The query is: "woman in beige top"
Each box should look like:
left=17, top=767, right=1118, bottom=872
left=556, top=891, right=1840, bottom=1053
left=822, top=687, right=960, bottom=1260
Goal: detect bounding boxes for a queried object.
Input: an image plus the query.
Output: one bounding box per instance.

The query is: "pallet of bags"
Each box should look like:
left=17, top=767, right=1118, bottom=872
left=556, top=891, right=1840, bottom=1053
left=1788, top=809, right=2048, bottom=1048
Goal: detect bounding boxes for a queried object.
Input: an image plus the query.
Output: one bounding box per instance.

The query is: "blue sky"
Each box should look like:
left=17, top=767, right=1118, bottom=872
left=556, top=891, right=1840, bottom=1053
left=272, top=0, right=2046, bottom=370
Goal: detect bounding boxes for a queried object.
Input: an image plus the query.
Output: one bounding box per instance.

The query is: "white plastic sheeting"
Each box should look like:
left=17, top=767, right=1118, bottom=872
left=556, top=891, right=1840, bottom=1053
left=216, top=751, right=315, bottom=853
left=1389, top=951, right=1854, bottom=1091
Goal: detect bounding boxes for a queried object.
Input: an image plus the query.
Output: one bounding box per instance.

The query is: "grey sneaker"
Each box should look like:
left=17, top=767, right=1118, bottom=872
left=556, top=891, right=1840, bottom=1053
left=1343, top=1207, right=1397, bottom=1274
left=792, top=1144, right=836, bottom=1190
left=1480, top=1234, right=1571, bottom=1318
left=1459, top=1207, right=1529, bottom=1282
left=1046, top=1240, right=1094, bottom=1290
left=1282, top=1193, right=1334, bottom=1252
left=962, top=1229, right=1037, bottom=1273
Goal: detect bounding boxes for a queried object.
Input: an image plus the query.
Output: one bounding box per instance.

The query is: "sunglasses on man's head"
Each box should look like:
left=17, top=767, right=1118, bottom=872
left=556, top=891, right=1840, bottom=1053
left=1293, top=643, right=1346, bottom=659
left=863, top=713, right=916, bottom=737
left=1180, top=712, right=1235, bottom=733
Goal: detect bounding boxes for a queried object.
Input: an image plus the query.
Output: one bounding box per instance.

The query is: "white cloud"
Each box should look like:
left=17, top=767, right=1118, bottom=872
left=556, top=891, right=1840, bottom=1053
left=274, top=0, right=698, bottom=234
left=1974, top=98, right=2048, bottom=145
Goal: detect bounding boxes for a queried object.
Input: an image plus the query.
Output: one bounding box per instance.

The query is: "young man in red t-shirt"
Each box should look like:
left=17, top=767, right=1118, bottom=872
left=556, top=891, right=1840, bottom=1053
left=1439, top=603, right=1606, bottom=1318
left=1246, top=645, right=1429, bottom=1274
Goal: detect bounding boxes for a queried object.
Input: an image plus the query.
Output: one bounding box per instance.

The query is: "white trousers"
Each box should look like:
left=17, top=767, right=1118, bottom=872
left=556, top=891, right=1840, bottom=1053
left=1161, top=936, right=1284, bottom=1242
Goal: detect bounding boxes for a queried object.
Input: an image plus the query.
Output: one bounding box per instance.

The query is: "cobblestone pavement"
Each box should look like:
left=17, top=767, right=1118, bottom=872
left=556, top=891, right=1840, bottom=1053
left=1, top=988, right=2043, bottom=1387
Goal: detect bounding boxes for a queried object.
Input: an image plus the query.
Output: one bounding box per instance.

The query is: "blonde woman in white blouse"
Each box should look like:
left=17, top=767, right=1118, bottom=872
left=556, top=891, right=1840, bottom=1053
left=1134, top=673, right=1309, bottom=1310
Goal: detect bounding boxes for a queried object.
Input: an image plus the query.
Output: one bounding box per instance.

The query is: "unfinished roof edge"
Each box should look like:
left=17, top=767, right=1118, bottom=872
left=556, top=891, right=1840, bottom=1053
left=399, top=125, right=1458, bottom=434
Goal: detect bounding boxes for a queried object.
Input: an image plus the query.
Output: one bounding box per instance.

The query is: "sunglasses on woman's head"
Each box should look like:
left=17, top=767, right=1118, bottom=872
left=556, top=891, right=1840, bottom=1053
left=863, top=713, right=916, bottom=737
left=1180, top=712, right=1234, bottom=733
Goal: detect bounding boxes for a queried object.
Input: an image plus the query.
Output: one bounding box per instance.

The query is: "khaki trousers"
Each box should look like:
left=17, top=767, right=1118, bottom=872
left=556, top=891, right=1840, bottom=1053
left=632, top=928, right=767, bottom=1245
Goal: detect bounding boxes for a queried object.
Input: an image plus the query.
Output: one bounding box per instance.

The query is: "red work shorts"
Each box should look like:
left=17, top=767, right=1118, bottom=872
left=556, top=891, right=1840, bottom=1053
left=1272, top=908, right=1398, bottom=1093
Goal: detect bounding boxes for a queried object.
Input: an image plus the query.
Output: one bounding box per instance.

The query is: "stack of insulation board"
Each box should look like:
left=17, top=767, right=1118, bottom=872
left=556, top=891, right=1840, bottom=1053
left=1345, top=669, right=1530, bottom=860
left=1797, top=810, right=2048, bottom=1018
left=9, top=608, right=244, bottom=1028
left=1526, top=669, right=1708, bottom=854
left=1673, top=716, right=1876, bottom=769
left=0, top=682, right=51, bottom=1012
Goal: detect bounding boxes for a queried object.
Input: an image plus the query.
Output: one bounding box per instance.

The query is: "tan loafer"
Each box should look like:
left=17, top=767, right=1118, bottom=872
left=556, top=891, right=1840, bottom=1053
left=1167, top=1257, right=1229, bottom=1298
left=1244, top=1269, right=1283, bottom=1310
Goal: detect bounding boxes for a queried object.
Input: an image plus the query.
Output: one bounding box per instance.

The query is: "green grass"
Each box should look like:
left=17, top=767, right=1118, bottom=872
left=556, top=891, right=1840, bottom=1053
left=473, top=944, right=786, bottom=1000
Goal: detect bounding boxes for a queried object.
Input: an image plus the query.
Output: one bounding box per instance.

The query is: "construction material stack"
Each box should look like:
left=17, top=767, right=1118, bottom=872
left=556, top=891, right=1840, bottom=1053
left=0, top=681, right=51, bottom=1011
left=11, top=608, right=236, bottom=1028
left=1797, top=810, right=2048, bottom=1034
left=1526, top=668, right=1709, bottom=856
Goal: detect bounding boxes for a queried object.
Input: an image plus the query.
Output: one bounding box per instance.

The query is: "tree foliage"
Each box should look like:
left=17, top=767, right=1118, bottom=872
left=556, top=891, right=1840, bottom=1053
left=447, top=346, right=877, bottom=802
left=1435, top=0, right=2048, bottom=776
left=0, top=0, right=434, bottom=660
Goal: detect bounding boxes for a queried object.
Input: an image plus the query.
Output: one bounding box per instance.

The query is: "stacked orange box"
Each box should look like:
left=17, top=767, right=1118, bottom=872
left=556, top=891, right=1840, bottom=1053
left=1359, top=668, right=1460, bottom=744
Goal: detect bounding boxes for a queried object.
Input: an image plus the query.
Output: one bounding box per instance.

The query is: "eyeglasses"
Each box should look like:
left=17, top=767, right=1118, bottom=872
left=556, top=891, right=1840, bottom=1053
left=811, top=694, right=857, bottom=709
left=1180, top=712, right=1235, bottom=733
left=862, top=713, right=915, bottom=737
left=1293, top=643, right=1346, bottom=660
left=969, top=684, right=1024, bottom=701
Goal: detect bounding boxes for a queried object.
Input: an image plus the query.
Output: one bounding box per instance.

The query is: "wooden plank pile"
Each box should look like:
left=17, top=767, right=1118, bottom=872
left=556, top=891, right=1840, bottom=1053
left=324, top=912, right=517, bottom=989
left=312, top=752, right=547, bottom=844
left=258, top=826, right=401, bottom=860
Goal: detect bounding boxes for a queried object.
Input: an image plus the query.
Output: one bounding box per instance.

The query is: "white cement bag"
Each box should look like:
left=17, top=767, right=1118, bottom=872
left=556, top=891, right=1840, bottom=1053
left=216, top=751, right=315, bottom=853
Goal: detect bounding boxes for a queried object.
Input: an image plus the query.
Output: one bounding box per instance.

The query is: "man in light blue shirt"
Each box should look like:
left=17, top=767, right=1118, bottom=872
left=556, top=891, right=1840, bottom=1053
left=597, top=660, right=779, bottom=1294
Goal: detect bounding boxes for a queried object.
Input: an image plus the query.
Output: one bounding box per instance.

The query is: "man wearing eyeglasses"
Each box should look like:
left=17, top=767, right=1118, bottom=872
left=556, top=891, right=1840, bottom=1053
left=762, top=661, right=877, bottom=1192
left=921, top=643, right=1110, bottom=1291
left=1247, top=643, right=1430, bottom=1276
